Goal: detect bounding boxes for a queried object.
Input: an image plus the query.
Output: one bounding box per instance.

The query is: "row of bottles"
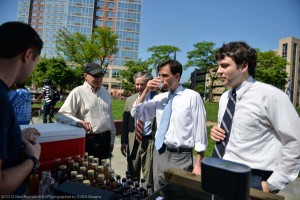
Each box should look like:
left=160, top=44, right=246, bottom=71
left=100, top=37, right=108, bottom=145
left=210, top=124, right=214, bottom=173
left=26, top=152, right=153, bottom=199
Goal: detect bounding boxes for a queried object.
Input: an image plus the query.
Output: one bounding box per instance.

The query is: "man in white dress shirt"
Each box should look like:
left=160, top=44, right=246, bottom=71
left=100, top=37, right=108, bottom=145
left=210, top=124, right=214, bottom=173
left=210, top=41, right=300, bottom=193
left=131, top=60, right=207, bottom=191
left=57, top=62, right=116, bottom=160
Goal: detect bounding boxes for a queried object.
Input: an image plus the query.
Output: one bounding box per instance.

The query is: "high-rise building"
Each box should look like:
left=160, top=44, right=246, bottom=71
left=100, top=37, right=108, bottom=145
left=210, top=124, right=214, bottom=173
left=17, top=0, right=142, bottom=94
left=277, top=37, right=300, bottom=107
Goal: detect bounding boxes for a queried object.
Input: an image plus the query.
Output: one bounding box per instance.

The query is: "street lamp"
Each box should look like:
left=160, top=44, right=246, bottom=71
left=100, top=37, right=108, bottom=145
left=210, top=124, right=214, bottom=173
left=119, top=76, right=122, bottom=99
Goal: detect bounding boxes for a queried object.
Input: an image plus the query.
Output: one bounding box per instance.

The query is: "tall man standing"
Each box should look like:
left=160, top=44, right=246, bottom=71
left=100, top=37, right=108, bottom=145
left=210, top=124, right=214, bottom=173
left=0, top=21, right=42, bottom=195
left=131, top=60, right=207, bottom=191
left=210, top=41, right=300, bottom=193
left=121, top=72, right=157, bottom=188
left=57, top=62, right=116, bottom=160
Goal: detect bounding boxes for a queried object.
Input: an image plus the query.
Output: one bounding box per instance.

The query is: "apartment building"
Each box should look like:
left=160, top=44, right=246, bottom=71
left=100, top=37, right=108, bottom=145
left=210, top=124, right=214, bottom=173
left=278, top=37, right=300, bottom=107
left=17, top=0, right=142, bottom=94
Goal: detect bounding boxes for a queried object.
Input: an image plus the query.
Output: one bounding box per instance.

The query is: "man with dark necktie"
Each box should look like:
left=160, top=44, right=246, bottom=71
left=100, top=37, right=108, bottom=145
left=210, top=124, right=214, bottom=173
left=210, top=41, right=300, bottom=193
left=121, top=72, right=157, bottom=190
left=131, top=60, right=207, bottom=191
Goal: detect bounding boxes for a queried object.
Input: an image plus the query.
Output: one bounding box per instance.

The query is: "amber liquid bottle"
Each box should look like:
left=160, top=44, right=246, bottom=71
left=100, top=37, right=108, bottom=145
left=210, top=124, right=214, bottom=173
left=27, top=172, right=40, bottom=195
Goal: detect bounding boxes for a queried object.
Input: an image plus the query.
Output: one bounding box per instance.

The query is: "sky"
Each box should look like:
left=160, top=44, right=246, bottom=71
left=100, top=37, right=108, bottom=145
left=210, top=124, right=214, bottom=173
left=1, top=0, right=300, bottom=82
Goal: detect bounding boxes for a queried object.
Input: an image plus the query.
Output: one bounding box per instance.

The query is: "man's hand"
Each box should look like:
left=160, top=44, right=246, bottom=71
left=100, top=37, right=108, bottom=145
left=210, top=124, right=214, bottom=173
left=22, top=127, right=41, bottom=144
left=23, top=139, right=41, bottom=160
left=210, top=125, right=226, bottom=142
left=262, top=181, right=270, bottom=192
left=192, top=164, right=201, bottom=175
left=121, top=144, right=127, bottom=157
left=77, top=121, right=93, bottom=133
left=147, top=77, right=163, bottom=91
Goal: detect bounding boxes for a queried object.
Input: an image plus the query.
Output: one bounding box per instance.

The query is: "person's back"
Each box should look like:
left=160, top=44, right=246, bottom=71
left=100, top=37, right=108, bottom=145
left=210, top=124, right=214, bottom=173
left=41, top=79, right=54, bottom=123
left=0, top=21, right=42, bottom=196
left=8, top=83, right=31, bottom=125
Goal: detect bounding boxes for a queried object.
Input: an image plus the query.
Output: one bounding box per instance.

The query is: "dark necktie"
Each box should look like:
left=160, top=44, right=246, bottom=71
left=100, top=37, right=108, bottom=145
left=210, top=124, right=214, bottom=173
left=155, top=93, right=176, bottom=151
left=135, top=119, right=143, bottom=143
left=212, top=89, right=236, bottom=158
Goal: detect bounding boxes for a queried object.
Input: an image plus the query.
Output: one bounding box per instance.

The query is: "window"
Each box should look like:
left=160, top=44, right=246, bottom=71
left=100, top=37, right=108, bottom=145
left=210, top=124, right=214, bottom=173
left=107, top=11, right=114, bottom=18
left=112, top=70, right=120, bottom=78
left=96, top=10, right=104, bottom=17
left=106, top=21, right=114, bottom=27
left=108, top=2, right=115, bottom=9
left=282, top=43, right=288, bottom=60
left=95, top=20, right=103, bottom=26
left=97, top=1, right=104, bottom=7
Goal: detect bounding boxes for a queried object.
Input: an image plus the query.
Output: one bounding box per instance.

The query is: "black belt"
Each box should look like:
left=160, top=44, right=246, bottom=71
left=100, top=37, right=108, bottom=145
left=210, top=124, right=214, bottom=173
left=166, top=146, right=192, bottom=153
left=142, top=134, right=153, bottom=140
left=251, top=169, right=273, bottom=181
left=87, top=131, right=110, bottom=139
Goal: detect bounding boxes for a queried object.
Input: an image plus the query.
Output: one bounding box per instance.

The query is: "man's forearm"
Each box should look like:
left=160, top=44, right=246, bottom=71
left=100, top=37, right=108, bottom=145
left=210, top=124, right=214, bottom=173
left=135, top=87, right=150, bottom=105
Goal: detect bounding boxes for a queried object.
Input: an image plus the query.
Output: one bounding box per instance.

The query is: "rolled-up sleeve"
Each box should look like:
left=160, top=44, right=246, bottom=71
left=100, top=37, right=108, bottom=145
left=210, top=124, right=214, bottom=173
left=131, top=99, right=156, bottom=121
left=192, top=94, right=207, bottom=152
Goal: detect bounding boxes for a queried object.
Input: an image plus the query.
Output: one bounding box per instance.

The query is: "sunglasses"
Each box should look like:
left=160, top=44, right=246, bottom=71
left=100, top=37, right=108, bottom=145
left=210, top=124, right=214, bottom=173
left=89, top=72, right=105, bottom=78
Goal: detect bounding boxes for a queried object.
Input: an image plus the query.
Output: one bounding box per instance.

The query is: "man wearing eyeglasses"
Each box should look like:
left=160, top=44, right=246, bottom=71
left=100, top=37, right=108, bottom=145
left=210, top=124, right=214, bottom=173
left=57, top=62, right=116, bottom=160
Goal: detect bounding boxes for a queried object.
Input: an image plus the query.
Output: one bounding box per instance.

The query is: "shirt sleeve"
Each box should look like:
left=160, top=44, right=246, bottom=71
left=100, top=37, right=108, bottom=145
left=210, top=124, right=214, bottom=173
left=56, top=89, right=81, bottom=126
left=131, top=99, right=156, bottom=121
left=192, top=93, right=208, bottom=152
left=265, top=92, right=300, bottom=189
left=109, top=103, right=116, bottom=145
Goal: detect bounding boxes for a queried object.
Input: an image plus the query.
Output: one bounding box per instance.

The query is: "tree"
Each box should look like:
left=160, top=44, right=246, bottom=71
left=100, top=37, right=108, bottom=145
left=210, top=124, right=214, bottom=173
left=147, top=45, right=181, bottom=71
left=55, top=27, right=118, bottom=69
left=255, top=50, right=288, bottom=90
left=29, top=57, right=80, bottom=92
left=185, top=41, right=219, bottom=102
left=119, top=59, right=151, bottom=96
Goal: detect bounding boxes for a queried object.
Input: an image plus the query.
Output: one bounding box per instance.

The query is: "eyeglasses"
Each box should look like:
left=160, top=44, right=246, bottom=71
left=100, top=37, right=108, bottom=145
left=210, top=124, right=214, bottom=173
left=89, top=72, right=105, bottom=78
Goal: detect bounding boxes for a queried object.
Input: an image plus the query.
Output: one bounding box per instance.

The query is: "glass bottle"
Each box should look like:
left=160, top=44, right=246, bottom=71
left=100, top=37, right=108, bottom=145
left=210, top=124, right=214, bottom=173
left=73, top=162, right=80, bottom=173
left=58, top=165, right=68, bottom=185
left=54, top=158, right=61, bottom=181
left=103, top=163, right=110, bottom=181
left=79, top=166, right=87, bottom=179
left=98, top=166, right=104, bottom=175
left=146, top=184, right=152, bottom=197
left=109, top=177, right=116, bottom=191
left=122, top=178, right=127, bottom=187
left=83, top=180, right=90, bottom=186
left=74, top=154, right=81, bottom=163
left=96, top=174, right=105, bottom=189
left=84, top=152, right=88, bottom=161
left=76, top=174, right=83, bottom=183
left=116, top=175, right=121, bottom=184
left=70, top=171, right=78, bottom=182
left=87, top=170, right=97, bottom=187
left=28, top=172, right=40, bottom=195
left=39, top=170, right=55, bottom=198
left=133, top=177, right=139, bottom=188
left=93, top=157, right=99, bottom=165
left=108, top=169, right=114, bottom=180
left=101, top=159, right=106, bottom=166
left=88, top=156, right=94, bottom=169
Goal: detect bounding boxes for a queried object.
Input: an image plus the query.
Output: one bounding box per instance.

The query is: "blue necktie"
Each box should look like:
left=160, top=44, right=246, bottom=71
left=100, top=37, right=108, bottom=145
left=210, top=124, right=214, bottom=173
left=155, top=93, right=176, bottom=151
left=212, top=89, right=236, bottom=158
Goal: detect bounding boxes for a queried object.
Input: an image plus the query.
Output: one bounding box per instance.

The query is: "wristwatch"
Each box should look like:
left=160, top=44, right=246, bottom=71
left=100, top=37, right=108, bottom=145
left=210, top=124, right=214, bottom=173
left=266, top=181, right=280, bottom=194
left=26, top=155, right=40, bottom=174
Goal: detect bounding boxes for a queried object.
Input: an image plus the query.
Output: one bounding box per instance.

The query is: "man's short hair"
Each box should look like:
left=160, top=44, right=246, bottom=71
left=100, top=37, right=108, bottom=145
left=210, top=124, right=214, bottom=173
left=0, top=21, right=43, bottom=59
left=134, top=71, right=153, bottom=83
left=157, top=60, right=183, bottom=79
left=215, top=41, right=257, bottom=76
